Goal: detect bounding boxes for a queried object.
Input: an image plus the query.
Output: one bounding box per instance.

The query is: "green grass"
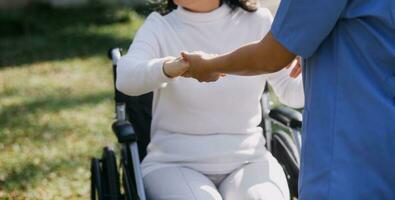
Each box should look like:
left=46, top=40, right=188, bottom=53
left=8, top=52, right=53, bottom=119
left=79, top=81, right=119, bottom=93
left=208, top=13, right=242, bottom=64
left=0, top=3, right=144, bottom=199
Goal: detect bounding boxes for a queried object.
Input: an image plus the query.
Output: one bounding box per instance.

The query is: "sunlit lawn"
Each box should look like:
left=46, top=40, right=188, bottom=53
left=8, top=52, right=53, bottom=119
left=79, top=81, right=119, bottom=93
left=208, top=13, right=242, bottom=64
left=0, top=4, right=144, bottom=199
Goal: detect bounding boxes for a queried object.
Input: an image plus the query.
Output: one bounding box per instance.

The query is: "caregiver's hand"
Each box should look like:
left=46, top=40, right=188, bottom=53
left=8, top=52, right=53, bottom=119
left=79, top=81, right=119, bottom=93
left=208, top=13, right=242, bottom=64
left=286, top=56, right=302, bottom=78
left=181, top=51, right=223, bottom=82
left=163, top=57, right=189, bottom=78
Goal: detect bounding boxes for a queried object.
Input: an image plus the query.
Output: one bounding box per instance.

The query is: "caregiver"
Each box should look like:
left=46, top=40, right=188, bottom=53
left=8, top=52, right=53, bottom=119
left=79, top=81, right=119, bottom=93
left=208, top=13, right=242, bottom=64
left=182, top=0, right=395, bottom=199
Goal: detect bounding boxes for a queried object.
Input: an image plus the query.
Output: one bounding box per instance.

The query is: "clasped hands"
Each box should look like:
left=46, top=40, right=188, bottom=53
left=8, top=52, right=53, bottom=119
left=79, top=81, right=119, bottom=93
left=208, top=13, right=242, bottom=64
left=163, top=51, right=301, bottom=82
left=163, top=51, right=221, bottom=82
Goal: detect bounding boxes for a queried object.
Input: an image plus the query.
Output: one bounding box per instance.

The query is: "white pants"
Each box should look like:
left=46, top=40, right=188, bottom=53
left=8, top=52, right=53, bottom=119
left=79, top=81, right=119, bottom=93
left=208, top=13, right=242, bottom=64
left=143, top=154, right=290, bottom=200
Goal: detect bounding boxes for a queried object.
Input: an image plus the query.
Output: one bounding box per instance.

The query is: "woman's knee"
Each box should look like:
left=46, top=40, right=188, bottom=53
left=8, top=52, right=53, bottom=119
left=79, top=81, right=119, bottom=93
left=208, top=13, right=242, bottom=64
left=219, top=160, right=290, bottom=200
left=221, top=182, right=288, bottom=200
left=144, top=167, right=222, bottom=200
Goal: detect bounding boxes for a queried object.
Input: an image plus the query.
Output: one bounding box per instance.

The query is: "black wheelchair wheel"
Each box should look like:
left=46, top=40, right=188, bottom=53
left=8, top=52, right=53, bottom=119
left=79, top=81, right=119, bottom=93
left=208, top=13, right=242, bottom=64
left=101, top=147, right=121, bottom=200
left=91, top=158, right=103, bottom=200
left=271, top=130, right=300, bottom=199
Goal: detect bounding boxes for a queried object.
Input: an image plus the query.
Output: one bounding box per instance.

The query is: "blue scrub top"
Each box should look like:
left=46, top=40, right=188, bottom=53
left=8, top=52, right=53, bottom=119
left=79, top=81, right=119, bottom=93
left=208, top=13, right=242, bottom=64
left=271, top=0, right=395, bottom=199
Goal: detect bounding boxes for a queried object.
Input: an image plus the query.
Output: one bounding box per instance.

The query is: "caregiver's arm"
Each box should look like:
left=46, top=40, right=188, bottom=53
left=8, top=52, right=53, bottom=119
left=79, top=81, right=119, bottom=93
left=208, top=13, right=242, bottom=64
left=182, top=32, right=296, bottom=82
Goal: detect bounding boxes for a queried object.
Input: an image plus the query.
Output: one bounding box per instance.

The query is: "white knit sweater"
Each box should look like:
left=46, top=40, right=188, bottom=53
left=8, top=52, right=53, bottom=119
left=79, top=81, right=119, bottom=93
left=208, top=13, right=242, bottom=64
left=116, top=4, right=304, bottom=176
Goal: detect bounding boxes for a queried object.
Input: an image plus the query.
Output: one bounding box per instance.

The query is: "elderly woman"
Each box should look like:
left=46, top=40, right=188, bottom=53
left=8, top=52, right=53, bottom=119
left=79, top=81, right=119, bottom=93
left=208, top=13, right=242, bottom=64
left=116, top=0, right=304, bottom=199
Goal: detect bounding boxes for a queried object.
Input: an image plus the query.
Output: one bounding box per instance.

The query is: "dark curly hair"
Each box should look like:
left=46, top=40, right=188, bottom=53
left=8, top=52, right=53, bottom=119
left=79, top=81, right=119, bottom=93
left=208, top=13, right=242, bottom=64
left=155, top=0, right=258, bottom=14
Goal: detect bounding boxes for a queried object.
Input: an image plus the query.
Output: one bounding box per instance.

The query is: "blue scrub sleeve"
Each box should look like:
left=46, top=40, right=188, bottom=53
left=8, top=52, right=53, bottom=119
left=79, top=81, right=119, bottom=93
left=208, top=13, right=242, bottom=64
left=271, top=0, right=348, bottom=57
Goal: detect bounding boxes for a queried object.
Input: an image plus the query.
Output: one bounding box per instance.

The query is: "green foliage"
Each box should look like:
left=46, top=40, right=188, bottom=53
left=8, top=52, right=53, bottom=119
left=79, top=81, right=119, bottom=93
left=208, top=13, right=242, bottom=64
left=0, top=3, right=143, bottom=68
left=0, top=3, right=144, bottom=199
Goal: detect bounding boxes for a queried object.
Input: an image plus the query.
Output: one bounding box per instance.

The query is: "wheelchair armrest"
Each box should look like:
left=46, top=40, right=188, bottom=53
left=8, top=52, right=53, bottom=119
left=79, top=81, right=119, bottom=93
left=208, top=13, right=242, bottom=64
left=112, top=120, right=137, bottom=143
left=269, top=107, right=302, bottom=129
left=108, top=48, right=122, bottom=64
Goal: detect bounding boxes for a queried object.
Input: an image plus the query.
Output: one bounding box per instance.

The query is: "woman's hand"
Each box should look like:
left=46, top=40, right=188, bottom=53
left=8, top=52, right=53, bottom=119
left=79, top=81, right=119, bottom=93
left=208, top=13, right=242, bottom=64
left=181, top=51, right=224, bottom=82
left=286, top=56, right=302, bottom=78
left=163, top=57, right=189, bottom=78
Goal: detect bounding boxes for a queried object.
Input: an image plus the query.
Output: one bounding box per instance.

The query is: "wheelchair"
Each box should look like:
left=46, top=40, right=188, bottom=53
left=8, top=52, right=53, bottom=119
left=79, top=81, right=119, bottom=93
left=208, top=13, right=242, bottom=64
left=90, top=48, right=303, bottom=200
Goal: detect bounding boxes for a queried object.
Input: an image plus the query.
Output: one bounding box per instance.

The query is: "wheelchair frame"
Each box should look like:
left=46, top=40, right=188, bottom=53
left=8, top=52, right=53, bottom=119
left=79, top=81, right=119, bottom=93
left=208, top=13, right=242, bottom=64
left=90, top=48, right=303, bottom=200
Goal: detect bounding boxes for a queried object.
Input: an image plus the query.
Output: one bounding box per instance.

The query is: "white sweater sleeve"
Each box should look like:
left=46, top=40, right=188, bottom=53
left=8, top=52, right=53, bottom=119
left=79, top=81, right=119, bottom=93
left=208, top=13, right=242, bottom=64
left=116, top=13, right=173, bottom=96
left=266, top=67, right=305, bottom=108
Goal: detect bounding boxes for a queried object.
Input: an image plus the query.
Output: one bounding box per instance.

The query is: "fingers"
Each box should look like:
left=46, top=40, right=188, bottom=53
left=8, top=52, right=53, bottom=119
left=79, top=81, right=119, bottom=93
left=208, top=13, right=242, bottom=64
left=181, top=70, right=192, bottom=78
left=180, top=59, right=189, bottom=68
left=182, top=71, right=222, bottom=82
left=289, top=64, right=302, bottom=78
left=196, top=73, right=222, bottom=82
left=285, top=56, right=302, bottom=78
left=209, top=75, right=220, bottom=82
left=292, top=56, right=303, bottom=78
left=181, top=51, right=190, bottom=62
left=180, top=51, right=223, bottom=82
left=181, top=51, right=207, bottom=61
left=173, top=57, right=189, bottom=72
